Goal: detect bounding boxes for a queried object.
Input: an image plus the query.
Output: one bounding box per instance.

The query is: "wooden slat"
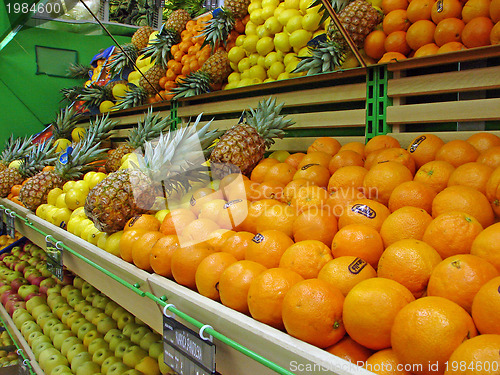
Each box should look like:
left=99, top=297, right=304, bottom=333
left=388, top=131, right=500, bottom=148
left=387, top=98, right=500, bottom=124
left=388, top=66, right=500, bottom=97
left=271, top=136, right=366, bottom=152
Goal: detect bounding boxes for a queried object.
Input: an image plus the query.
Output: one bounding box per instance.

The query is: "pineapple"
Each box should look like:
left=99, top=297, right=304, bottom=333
left=76, top=84, right=113, bottom=109
left=112, top=85, right=149, bottom=110
left=200, top=8, right=235, bottom=52
left=67, top=63, right=92, bottom=79
left=51, top=106, right=81, bottom=142
left=85, top=113, right=221, bottom=233
left=0, top=136, right=33, bottom=172
left=60, top=86, right=85, bottom=103
left=19, top=115, right=118, bottom=211
left=172, top=50, right=232, bottom=99
left=139, top=65, right=167, bottom=96
left=225, top=0, right=251, bottom=19
left=209, top=97, right=295, bottom=178
left=131, top=25, right=155, bottom=50
left=165, top=9, right=191, bottom=35
left=293, top=37, right=346, bottom=75
left=105, top=107, right=172, bottom=173
left=0, top=141, right=57, bottom=198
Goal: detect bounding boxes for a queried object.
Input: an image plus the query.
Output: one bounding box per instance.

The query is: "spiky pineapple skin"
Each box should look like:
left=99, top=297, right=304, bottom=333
left=84, top=169, right=157, bottom=233
left=105, top=144, right=136, bottom=173
left=165, top=9, right=191, bottom=35
left=225, top=0, right=250, bottom=19
left=0, top=169, right=23, bottom=198
left=0, top=164, right=7, bottom=173
left=140, top=65, right=166, bottom=96
left=210, top=124, right=266, bottom=178
left=201, top=50, right=232, bottom=84
left=19, top=171, right=64, bottom=211
left=132, top=26, right=155, bottom=50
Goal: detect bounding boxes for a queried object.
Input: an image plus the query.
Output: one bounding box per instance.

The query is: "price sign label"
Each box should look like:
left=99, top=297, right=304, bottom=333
left=6, top=211, right=15, bottom=239
left=46, top=238, right=64, bottom=281
left=163, top=315, right=216, bottom=375
left=18, top=359, right=31, bottom=375
left=0, top=208, right=6, bottom=235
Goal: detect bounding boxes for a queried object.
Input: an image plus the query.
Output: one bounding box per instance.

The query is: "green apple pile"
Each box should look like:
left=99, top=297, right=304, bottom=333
left=15, top=273, right=174, bottom=375
left=0, top=329, right=19, bottom=367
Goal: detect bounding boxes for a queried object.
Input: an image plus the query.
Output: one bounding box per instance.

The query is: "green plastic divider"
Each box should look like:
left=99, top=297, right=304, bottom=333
left=0, top=314, right=36, bottom=375
left=0, top=206, right=297, bottom=375
left=365, top=65, right=392, bottom=140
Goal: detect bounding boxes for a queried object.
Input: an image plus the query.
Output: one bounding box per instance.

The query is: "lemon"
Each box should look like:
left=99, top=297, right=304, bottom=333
left=35, top=204, right=50, bottom=220
left=148, top=31, right=159, bottom=42
left=65, top=189, right=87, bottom=210
left=249, top=53, right=260, bottom=66
left=313, top=29, right=326, bottom=37
left=249, top=65, right=267, bottom=81
left=228, top=72, right=241, bottom=83
left=73, top=180, right=90, bottom=195
left=86, top=227, right=102, bottom=246
left=289, top=29, right=312, bottom=50
left=285, top=14, right=304, bottom=33
left=135, top=54, right=147, bottom=69
left=256, top=36, right=275, bottom=56
left=367, top=0, right=383, bottom=8
left=74, top=218, right=93, bottom=238
left=262, top=0, right=280, bottom=7
left=55, top=193, right=68, bottom=209
left=63, top=180, right=76, bottom=193
left=99, top=101, right=115, bottom=113
left=299, top=0, right=313, bottom=13
left=45, top=206, right=59, bottom=225
left=301, top=12, right=321, bottom=31
left=97, top=232, right=109, bottom=250
left=277, top=8, right=301, bottom=25
left=249, top=8, right=264, bottom=24
left=298, top=46, right=311, bottom=57
left=236, top=35, right=246, bottom=46
left=8, top=160, right=21, bottom=169
left=268, top=61, right=286, bottom=79
left=274, top=4, right=286, bottom=18
left=240, top=69, right=251, bottom=79
left=284, top=0, right=300, bottom=9
left=274, top=32, right=292, bottom=52
left=127, top=71, right=141, bottom=83
left=277, top=71, right=290, bottom=80
left=67, top=216, right=84, bottom=235
left=47, top=188, right=63, bottom=206
left=243, top=34, right=259, bottom=53
left=264, top=78, right=276, bottom=83
left=238, top=78, right=258, bottom=87
left=54, top=138, right=72, bottom=153
left=269, top=150, right=291, bottom=162
left=155, top=209, right=170, bottom=223
left=264, top=51, right=283, bottom=68
left=238, top=57, right=252, bottom=73
left=256, top=24, right=271, bottom=38
left=112, top=83, right=128, bottom=99
left=245, top=21, right=257, bottom=35
left=248, top=1, right=262, bottom=13
left=80, top=223, right=97, bottom=242
left=261, top=5, right=275, bottom=19
left=228, top=46, right=246, bottom=64
left=257, top=55, right=266, bottom=68
left=70, top=206, right=87, bottom=220
left=71, top=127, right=86, bottom=142
left=83, top=171, right=96, bottom=183
left=52, top=208, right=72, bottom=229
left=264, top=16, right=283, bottom=34
left=306, top=4, right=322, bottom=13
left=105, top=231, right=123, bottom=256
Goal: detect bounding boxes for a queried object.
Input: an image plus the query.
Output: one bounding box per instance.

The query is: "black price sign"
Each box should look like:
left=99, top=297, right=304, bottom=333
left=0, top=207, right=6, bottom=235
left=18, top=359, right=31, bottom=375
left=163, top=313, right=216, bottom=375
left=5, top=210, right=16, bottom=239
left=46, top=237, right=64, bottom=281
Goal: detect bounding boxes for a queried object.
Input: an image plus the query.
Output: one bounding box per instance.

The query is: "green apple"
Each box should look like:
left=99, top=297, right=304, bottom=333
left=20, top=320, right=42, bottom=338
left=12, top=310, right=34, bottom=329
left=73, top=276, right=85, bottom=290
left=123, top=345, right=148, bottom=368
left=122, top=370, right=143, bottom=375
left=36, top=312, right=57, bottom=328
left=114, top=339, right=133, bottom=358
left=53, top=330, right=74, bottom=350
left=92, top=347, right=114, bottom=366
left=108, top=333, right=126, bottom=352
left=60, top=284, right=75, bottom=298
left=92, top=312, right=109, bottom=325
left=139, top=332, right=161, bottom=351
left=130, top=326, right=151, bottom=345
left=70, top=351, right=92, bottom=371
left=38, top=348, right=64, bottom=370
left=26, top=330, right=45, bottom=345
left=92, top=294, right=111, bottom=310
left=116, top=311, right=135, bottom=330
left=66, top=288, right=83, bottom=300
left=83, top=306, right=102, bottom=322
left=104, top=300, right=119, bottom=316
left=49, top=322, right=67, bottom=340
left=31, top=334, right=52, bottom=348
left=68, top=295, right=85, bottom=308
left=65, top=311, right=84, bottom=328
left=81, top=282, right=97, bottom=298
left=42, top=317, right=61, bottom=336
left=77, top=322, right=97, bottom=340
left=87, top=337, right=108, bottom=355
left=32, top=341, right=54, bottom=361
left=66, top=343, right=87, bottom=364
left=60, top=308, right=75, bottom=325
left=46, top=284, right=63, bottom=295
left=51, top=364, right=73, bottom=375
left=111, top=307, right=128, bottom=321
left=74, top=300, right=90, bottom=313
left=82, top=329, right=102, bottom=347
left=47, top=294, right=66, bottom=310
left=101, top=356, right=121, bottom=374
left=18, top=284, right=39, bottom=299
left=85, top=291, right=98, bottom=303
left=54, top=303, right=72, bottom=320
left=148, top=341, right=163, bottom=359
left=106, top=362, right=131, bottom=375
left=30, top=304, right=51, bottom=319
left=135, top=356, right=161, bottom=375
left=104, top=328, right=122, bottom=342
left=97, top=316, right=118, bottom=334
left=60, top=336, right=82, bottom=357
left=75, top=361, right=101, bottom=375
left=70, top=317, right=88, bottom=335
left=122, top=323, right=141, bottom=338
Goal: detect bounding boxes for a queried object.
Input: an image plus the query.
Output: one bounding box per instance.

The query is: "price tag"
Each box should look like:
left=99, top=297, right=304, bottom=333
left=6, top=211, right=16, bottom=239
left=18, top=359, right=31, bottom=375
left=163, top=315, right=216, bottom=375
left=45, top=238, right=64, bottom=281
left=0, top=207, right=6, bottom=235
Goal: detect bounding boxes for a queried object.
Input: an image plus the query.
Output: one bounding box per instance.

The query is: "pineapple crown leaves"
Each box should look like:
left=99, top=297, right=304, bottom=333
left=51, top=106, right=81, bottom=140
left=66, top=63, right=92, bottom=79
left=18, top=141, right=58, bottom=178
left=106, top=43, right=139, bottom=79
left=113, top=85, right=149, bottom=111
left=164, top=0, right=205, bottom=18
left=293, top=38, right=346, bottom=75
left=77, top=84, right=113, bottom=109
left=199, top=8, right=235, bottom=52
left=60, top=86, right=85, bottom=103
left=171, top=72, right=212, bottom=100
left=1, top=135, right=33, bottom=164
left=129, top=107, right=173, bottom=148
left=86, top=112, right=120, bottom=144
left=247, top=97, right=295, bottom=148
left=309, top=0, right=349, bottom=25
left=140, top=28, right=180, bottom=69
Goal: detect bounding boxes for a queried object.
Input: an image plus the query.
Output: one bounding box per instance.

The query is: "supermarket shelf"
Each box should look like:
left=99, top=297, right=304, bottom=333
left=0, top=305, right=43, bottom=375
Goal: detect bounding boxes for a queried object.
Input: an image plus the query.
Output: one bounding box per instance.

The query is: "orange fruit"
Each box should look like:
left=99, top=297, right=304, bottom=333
left=365, top=135, right=401, bottom=156
left=431, top=0, right=463, bottom=24
left=384, top=31, right=412, bottom=55
left=263, top=162, right=297, bottom=185
left=219, top=172, right=249, bottom=194
left=423, top=211, right=484, bottom=258
left=298, top=151, right=332, bottom=169
left=284, top=152, right=306, bottom=169
left=444, top=334, right=500, bottom=375
left=407, top=133, right=445, bottom=168
left=491, top=20, right=500, bottom=43
left=364, top=30, right=388, bottom=60
left=486, top=166, right=500, bottom=216
left=159, top=208, right=196, bottom=236
left=492, top=0, right=500, bottom=22
left=434, top=18, right=466, bottom=46
left=471, top=276, right=500, bottom=334
left=378, top=239, right=442, bottom=298
left=327, top=165, right=368, bottom=193
left=414, top=42, right=441, bottom=56
left=340, top=141, right=366, bottom=156
left=325, top=336, right=374, bottom=365
left=471, top=222, right=500, bottom=272
left=407, top=0, right=435, bottom=22
left=307, top=137, right=341, bottom=156
left=293, top=163, right=330, bottom=188
left=220, top=231, right=254, bottom=261
left=124, top=214, right=160, bottom=232
left=131, top=231, right=163, bottom=272
left=282, top=179, right=313, bottom=205
left=363, top=161, right=413, bottom=205
left=292, top=207, right=338, bottom=245
left=477, top=146, right=500, bottom=169
left=215, top=199, right=249, bottom=231
left=150, top=235, right=180, bottom=278
left=254, top=202, right=296, bottom=237
left=204, top=229, right=235, bottom=251
left=180, top=218, right=221, bottom=245
left=343, top=278, right=415, bottom=350
left=328, top=150, right=365, bottom=174
left=332, top=224, right=385, bottom=268
left=170, top=243, right=216, bottom=290
left=250, top=158, right=279, bottom=183
left=414, top=160, right=456, bottom=193
left=290, top=185, right=329, bottom=213
left=462, top=16, right=494, bottom=47
left=318, top=256, right=377, bottom=296
left=437, top=41, right=467, bottom=53
left=383, top=9, right=411, bottom=34
left=188, top=188, right=224, bottom=216
left=462, top=0, right=491, bottom=23
left=339, top=198, right=391, bottom=231
left=447, top=162, right=493, bottom=195
left=325, top=188, right=367, bottom=218
left=254, top=181, right=285, bottom=201
left=388, top=180, right=437, bottom=214
left=240, top=199, right=281, bottom=233
left=382, top=0, right=409, bottom=14
left=218, top=260, right=267, bottom=314
left=437, top=142, right=481, bottom=171
left=197, top=199, right=227, bottom=223
left=247, top=268, right=304, bottom=330
left=380, top=206, right=433, bottom=247
left=195, top=252, right=238, bottom=301
left=367, top=147, right=416, bottom=174
left=379, top=51, right=409, bottom=63
left=245, top=230, right=294, bottom=268
left=119, top=228, right=148, bottom=263
left=466, top=132, right=500, bottom=153
left=428, top=254, right=499, bottom=313
left=406, top=19, right=437, bottom=50
left=391, top=296, right=477, bottom=375
left=364, top=348, right=414, bottom=375
left=282, top=279, right=346, bottom=348
left=432, top=185, right=494, bottom=228
left=279, top=240, right=333, bottom=279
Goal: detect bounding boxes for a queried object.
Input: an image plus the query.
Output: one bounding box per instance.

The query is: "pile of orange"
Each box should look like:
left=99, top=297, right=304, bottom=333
left=117, top=132, right=500, bottom=373
left=365, top=0, right=500, bottom=63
